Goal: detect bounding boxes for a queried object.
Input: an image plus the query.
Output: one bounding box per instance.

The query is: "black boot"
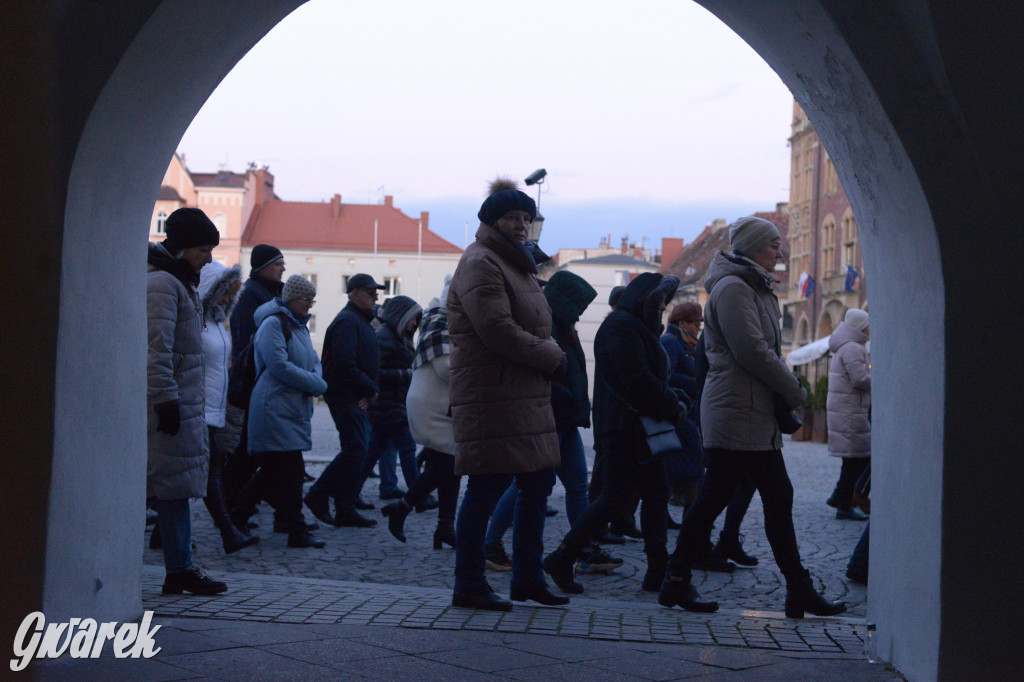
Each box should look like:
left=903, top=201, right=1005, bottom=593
left=716, top=534, right=758, bottom=567
left=784, top=569, right=846, bottom=618
left=304, top=490, right=335, bottom=527
left=433, top=519, right=456, bottom=549
left=288, top=522, right=325, bottom=548
left=510, top=583, right=570, bottom=606
left=642, top=549, right=668, bottom=593
left=693, top=540, right=736, bottom=573
left=658, top=560, right=718, bottom=612
left=381, top=500, right=412, bottom=542
left=204, top=465, right=259, bottom=554
left=162, top=567, right=227, bottom=595
left=543, top=548, right=583, bottom=594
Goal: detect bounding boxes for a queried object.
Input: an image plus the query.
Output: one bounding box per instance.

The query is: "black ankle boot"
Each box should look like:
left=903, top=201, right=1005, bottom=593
left=288, top=523, right=325, bottom=548
left=543, top=549, right=583, bottom=594
left=204, top=465, right=259, bottom=554
left=716, top=535, right=758, bottom=567
left=381, top=501, right=412, bottom=542
left=433, top=519, right=456, bottom=549
left=221, top=522, right=260, bottom=554
left=658, top=559, right=718, bottom=612
left=785, top=569, right=846, bottom=618
left=642, top=551, right=668, bottom=593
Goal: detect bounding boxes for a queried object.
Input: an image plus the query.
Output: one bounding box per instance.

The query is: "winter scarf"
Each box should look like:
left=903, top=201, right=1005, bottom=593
left=414, top=305, right=449, bottom=370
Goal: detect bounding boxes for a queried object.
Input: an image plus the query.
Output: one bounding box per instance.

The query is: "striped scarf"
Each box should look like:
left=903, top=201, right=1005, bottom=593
left=413, top=305, right=449, bottom=370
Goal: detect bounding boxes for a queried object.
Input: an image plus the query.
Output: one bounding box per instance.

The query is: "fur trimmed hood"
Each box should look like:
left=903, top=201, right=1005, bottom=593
left=198, top=262, right=242, bottom=323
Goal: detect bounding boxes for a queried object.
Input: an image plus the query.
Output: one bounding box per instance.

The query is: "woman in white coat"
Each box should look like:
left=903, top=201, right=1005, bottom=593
left=826, top=308, right=872, bottom=520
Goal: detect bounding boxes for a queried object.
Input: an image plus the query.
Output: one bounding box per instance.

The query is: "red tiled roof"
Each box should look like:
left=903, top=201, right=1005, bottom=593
left=191, top=172, right=247, bottom=189
left=242, top=199, right=462, bottom=254
left=156, top=185, right=183, bottom=202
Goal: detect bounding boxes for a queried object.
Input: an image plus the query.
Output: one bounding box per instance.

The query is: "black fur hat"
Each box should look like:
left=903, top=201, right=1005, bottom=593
left=478, top=178, right=536, bottom=227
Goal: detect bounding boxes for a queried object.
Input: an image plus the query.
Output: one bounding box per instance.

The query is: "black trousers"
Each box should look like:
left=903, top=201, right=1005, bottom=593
left=253, top=450, right=306, bottom=527
left=834, top=457, right=870, bottom=509
left=561, top=440, right=668, bottom=560
left=671, top=448, right=803, bottom=580
left=404, top=447, right=461, bottom=522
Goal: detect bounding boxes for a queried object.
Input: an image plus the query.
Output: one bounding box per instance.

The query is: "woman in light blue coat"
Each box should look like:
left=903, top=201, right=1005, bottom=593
left=246, top=274, right=328, bottom=548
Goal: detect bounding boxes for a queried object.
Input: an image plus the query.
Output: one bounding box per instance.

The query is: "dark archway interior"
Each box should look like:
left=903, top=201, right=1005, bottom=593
left=3, top=2, right=1023, bottom=679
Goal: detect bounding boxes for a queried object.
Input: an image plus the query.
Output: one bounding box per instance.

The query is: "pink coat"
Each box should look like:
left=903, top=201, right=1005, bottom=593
left=826, top=322, right=871, bottom=458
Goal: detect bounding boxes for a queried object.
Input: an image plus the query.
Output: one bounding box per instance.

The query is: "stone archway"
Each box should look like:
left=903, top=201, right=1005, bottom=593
left=6, top=2, right=1024, bottom=679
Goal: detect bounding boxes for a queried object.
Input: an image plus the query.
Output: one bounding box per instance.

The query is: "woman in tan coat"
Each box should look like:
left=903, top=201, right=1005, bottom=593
left=447, top=178, right=567, bottom=611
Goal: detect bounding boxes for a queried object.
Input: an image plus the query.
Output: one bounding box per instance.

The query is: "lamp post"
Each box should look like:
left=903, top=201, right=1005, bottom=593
left=525, top=167, right=547, bottom=243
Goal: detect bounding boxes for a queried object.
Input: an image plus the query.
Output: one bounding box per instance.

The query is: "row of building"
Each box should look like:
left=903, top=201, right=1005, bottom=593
left=153, top=97, right=865, bottom=378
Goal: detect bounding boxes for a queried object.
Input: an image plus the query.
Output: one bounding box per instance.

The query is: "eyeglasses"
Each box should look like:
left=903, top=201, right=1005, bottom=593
left=302, top=298, right=316, bottom=306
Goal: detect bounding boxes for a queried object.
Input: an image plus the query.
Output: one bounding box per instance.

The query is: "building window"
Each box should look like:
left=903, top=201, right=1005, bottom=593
left=307, top=314, right=316, bottom=333
left=383, top=277, right=401, bottom=296
left=301, top=273, right=318, bottom=290
left=155, top=211, right=168, bottom=235
left=824, top=156, right=838, bottom=195
left=842, top=209, right=858, bottom=267
left=820, top=216, right=836, bottom=280
left=212, top=212, right=227, bottom=236
left=342, top=274, right=350, bottom=292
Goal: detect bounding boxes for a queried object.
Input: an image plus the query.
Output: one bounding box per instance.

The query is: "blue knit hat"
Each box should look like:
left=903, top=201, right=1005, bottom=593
left=478, top=178, right=536, bottom=227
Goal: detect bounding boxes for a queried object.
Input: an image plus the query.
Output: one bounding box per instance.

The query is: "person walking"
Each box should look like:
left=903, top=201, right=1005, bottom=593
left=146, top=207, right=227, bottom=595
left=244, top=275, right=328, bottom=548
left=483, top=270, right=622, bottom=575
left=197, top=261, right=258, bottom=554
left=381, top=275, right=462, bottom=548
left=448, top=178, right=568, bottom=611
left=223, top=244, right=286, bottom=518
left=364, top=295, right=423, bottom=500
left=826, top=308, right=872, bottom=521
left=304, top=274, right=385, bottom=528
left=543, top=272, right=684, bottom=594
left=659, top=216, right=846, bottom=618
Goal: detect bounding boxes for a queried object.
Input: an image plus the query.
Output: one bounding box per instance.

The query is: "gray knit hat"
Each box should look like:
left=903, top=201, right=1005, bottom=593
left=281, top=274, right=316, bottom=303
left=729, top=216, right=780, bottom=258
left=845, top=308, right=869, bottom=331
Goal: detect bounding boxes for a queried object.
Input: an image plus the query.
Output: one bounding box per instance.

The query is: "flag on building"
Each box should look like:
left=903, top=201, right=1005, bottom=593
left=845, top=265, right=859, bottom=292
left=799, top=272, right=816, bottom=298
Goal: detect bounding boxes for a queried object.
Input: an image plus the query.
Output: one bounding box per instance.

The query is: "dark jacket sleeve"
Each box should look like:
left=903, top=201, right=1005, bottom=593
left=662, top=334, right=698, bottom=399
left=229, top=287, right=260, bottom=363
left=324, top=317, right=379, bottom=399
left=601, top=320, right=680, bottom=423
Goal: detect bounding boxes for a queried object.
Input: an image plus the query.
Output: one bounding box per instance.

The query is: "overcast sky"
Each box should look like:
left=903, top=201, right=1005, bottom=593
left=178, top=0, right=794, bottom=253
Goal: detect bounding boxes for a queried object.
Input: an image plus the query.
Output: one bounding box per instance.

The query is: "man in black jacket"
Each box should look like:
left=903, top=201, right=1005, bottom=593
left=304, top=273, right=385, bottom=528
left=224, top=245, right=285, bottom=513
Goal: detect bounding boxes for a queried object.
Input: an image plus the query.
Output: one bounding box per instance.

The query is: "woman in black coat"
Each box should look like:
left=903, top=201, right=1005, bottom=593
left=544, top=272, right=684, bottom=593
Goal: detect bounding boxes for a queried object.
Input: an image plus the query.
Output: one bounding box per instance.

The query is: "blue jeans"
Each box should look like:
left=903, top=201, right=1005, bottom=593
left=455, top=468, right=556, bottom=595
left=485, top=427, right=589, bottom=546
left=847, top=521, right=870, bottom=579
left=369, top=422, right=419, bottom=496
left=149, top=498, right=193, bottom=573
left=310, top=401, right=371, bottom=511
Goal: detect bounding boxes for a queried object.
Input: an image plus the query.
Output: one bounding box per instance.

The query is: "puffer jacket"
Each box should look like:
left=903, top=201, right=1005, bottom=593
left=370, top=295, right=422, bottom=430
left=592, top=272, right=683, bottom=452
left=321, top=302, right=380, bottom=406
left=544, top=270, right=597, bottom=431
left=146, top=242, right=208, bottom=499
left=447, top=223, right=564, bottom=475
left=407, top=303, right=457, bottom=455
left=198, top=261, right=241, bottom=428
left=700, top=251, right=806, bottom=451
left=247, top=298, right=328, bottom=454
left=826, top=321, right=872, bottom=458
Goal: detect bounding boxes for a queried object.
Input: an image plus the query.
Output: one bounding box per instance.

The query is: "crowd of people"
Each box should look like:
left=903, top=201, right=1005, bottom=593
left=146, top=185, right=864, bottom=616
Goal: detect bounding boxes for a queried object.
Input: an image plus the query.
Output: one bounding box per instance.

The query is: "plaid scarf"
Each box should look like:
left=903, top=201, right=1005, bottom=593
left=414, top=305, right=449, bottom=370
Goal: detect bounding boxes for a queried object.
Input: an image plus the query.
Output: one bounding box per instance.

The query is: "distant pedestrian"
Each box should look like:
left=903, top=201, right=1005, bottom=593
left=243, top=274, right=328, bottom=548
left=381, top=275, right=462, bottom=548
left=304, top=274, right=385, bottom=528
left=660, top=216, right=845, bottom=617
left=826, top=308, right=872, bottom=521
left=661, top=302, right=705, bottom=511
left=448, top=178, right=568, bottom=611
left=146, top=207, right=227, bottom=595
left=365, top=295, right=423, bottom=500
left=544, top=272, right=683, bottom=595
left=196, top=261, right=258, bottom=554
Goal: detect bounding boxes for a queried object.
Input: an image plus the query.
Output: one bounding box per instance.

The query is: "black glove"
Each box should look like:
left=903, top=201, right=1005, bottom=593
left=154, top=400, right=181, bottom=436
left=550, top=355, right=569, bottom=381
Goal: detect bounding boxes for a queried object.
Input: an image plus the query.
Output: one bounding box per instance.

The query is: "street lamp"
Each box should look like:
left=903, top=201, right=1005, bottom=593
left=525, top=168, right=546, bottom=242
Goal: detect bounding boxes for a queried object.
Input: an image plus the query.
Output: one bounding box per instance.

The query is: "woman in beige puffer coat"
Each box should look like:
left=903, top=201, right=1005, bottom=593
left=826, top=309, right=871, bottom=520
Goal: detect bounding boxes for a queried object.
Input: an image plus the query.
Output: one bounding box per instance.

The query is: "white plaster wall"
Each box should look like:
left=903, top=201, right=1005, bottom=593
left=49, top=0, right=303, bottom=624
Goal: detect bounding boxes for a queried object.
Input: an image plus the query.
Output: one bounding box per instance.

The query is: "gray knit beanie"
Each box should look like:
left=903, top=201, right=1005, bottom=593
left=281, top=274, right=316, bottom=303
left=729, top=216, right=780, bottom=258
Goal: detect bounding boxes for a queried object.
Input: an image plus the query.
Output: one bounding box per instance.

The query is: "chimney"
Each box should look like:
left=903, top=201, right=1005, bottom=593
left=633, top=245, right=644, bottom=260
left=599, top=235, right=608, bottom=249
left=420, top=211, right=429, bottom=231
left=384, top=195, right=394, bottom=208
left=331, top=193, right=341, bottom=219
left=661, top=238, right=684, bottom=267
left=621, top=237, right=629, bottom=254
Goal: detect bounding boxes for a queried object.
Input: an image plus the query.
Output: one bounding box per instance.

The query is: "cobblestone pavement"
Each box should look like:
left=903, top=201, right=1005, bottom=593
left=144, top=403, right=868, bottom=628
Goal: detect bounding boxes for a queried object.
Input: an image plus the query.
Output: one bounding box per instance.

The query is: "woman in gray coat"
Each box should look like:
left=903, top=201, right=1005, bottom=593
left=826, top=309, right=872, bottom=520
left=147, top=207, right=227, bottom=595
left=660, top=216, right=845, bottom=619
left=245, top=274, right=328, bottom=548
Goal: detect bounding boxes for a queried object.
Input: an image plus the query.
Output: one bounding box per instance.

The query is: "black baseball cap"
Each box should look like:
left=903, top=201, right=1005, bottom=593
left=347, top=273, right=386, bottom=292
